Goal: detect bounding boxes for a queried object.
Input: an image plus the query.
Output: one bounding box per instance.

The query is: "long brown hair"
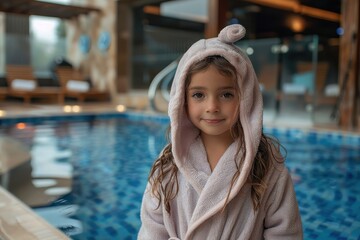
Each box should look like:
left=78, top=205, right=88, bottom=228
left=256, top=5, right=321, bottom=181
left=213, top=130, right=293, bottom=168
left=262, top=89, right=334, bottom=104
left=148, top=56, right=284, bottom=213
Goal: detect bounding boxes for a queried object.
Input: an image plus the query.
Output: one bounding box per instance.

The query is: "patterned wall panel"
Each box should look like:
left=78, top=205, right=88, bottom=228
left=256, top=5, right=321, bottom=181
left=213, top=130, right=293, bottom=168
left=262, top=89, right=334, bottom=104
left=67, top=0, right=117, bottom=100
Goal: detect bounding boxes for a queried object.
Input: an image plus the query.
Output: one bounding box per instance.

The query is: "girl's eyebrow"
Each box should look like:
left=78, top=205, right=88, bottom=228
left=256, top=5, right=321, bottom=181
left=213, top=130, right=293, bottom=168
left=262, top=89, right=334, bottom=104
left=188, top=86, right=235, bottom=90
left=188, top=86, right=206, bottom=90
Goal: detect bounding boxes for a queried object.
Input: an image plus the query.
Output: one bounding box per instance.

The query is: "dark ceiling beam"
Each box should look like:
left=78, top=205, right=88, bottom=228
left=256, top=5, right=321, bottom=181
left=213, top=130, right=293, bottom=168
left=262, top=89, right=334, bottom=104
left=244, top=0, right=340, bottom=22
left=117, top=0, right=176, bottom=8
left=0, top=0, right=101, bottom=19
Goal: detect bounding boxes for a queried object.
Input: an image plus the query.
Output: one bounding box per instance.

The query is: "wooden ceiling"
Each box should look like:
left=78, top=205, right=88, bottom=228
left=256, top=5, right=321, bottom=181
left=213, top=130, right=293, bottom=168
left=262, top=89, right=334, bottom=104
left=243, top=0, right=340, bottom=22
left=117, top=0, right=172, bottom=8
left=229, top=0, right=342, bottom=38
left=0, top=0, right=101, bottom=19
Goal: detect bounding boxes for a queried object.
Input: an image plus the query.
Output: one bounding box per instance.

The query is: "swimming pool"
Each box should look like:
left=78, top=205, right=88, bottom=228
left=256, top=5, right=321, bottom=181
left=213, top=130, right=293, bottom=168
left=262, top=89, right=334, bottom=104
left=0, top=112, right=359, bottom=239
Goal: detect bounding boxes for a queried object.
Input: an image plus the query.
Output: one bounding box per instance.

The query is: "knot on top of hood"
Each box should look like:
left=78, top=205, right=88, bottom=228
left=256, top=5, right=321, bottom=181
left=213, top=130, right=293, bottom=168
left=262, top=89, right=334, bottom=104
left=218, top=24, right=246, bottom=44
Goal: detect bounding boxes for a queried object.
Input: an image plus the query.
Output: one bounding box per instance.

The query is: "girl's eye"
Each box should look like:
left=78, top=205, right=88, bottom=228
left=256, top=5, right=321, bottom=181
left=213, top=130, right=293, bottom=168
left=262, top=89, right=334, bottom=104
left=221, top=92, right=234, bottom=99
left=191, top=92, right=204, bottom=99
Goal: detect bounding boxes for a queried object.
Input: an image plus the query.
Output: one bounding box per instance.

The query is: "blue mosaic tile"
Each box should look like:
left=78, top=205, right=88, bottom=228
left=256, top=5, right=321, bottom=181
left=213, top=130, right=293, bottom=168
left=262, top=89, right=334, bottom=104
left=1, top=113, right=360, bottom=239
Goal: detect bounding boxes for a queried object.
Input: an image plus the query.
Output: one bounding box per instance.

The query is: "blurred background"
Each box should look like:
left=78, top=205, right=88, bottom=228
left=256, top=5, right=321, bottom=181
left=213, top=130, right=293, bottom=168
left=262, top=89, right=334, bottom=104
left=0, top=1, right=359, bottom=239
left=0, top=0, right=358, bottom=129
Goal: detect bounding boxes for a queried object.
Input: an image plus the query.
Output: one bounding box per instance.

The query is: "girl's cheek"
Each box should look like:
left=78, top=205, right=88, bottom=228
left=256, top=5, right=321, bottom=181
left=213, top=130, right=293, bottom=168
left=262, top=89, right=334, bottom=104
left=232, top=108, right=239, bottom=122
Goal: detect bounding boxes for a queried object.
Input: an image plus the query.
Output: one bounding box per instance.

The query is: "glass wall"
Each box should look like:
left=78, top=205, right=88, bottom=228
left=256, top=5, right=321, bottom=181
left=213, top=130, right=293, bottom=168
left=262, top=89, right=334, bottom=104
left=236, top=38, right=281, bottom=121
left=281, top=35, right=340, bottom=125
left=236, top=35, right=338, bottom=125
left=140, top=29, right=338, bottom=125
left=0, top=14, right=4, bottom=78
left=4, top=15, right=67, bottom=86
left=5, top=34, right=31, bottom=66
left=132, top=25, right=203, bottom=89
left=278, top=35, right=318, bottom=124
left=30, top=16, right=67, bottom=79
left=312, top=38, right=340, bottom=124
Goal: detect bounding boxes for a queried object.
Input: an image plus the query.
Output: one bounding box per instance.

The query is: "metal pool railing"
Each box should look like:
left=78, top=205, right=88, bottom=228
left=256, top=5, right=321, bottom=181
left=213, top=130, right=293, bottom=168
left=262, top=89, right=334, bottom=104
left=148, top=59, right=179, bottom=112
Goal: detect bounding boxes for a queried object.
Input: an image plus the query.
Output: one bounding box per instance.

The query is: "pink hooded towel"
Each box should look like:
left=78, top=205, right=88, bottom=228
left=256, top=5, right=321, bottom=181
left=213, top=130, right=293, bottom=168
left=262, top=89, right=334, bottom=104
left=139, top=24, right=303, bottom=240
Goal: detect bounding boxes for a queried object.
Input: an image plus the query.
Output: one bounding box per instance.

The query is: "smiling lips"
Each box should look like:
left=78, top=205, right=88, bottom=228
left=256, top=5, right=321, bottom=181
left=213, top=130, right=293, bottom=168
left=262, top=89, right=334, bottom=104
left=202, top=118, right=224, bottom=124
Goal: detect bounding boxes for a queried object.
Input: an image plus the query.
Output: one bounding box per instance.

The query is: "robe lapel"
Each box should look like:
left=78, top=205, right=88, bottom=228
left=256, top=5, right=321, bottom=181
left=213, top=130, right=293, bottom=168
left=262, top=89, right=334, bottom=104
left=181, top=139, right=248, bottom=237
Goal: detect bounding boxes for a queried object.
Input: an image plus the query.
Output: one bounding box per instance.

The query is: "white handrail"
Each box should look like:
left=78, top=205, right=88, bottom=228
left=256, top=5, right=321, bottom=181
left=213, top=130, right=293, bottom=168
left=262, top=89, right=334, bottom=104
left=148, top=59, right=179, bottom=112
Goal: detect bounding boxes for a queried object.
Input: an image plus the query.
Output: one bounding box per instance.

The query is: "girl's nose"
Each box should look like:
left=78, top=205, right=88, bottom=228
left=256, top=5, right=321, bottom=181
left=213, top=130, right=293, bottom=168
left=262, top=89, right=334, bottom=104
left=206, top=97, right=219, bottom=113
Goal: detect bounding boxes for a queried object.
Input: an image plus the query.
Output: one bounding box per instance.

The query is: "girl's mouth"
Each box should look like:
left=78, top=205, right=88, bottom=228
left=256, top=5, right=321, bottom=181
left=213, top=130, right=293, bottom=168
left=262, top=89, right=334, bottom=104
left=202, top=119, right=224, bottom=124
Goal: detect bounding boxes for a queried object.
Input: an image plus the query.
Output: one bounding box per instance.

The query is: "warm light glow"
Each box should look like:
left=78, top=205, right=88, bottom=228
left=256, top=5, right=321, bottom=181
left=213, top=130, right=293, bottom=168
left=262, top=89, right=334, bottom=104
left=63, top=105, right=81, bottom=113
left=291, top=20, right=304, bottom=32
left=116, top=105, right=126, bottom=112
left=0, top=110, right=5, bottom=117
left=143, top=5, right=160, bottom=15
left=63, top=105, right=72, bottom=113
left=72, top=105, right=81, bottom=113
left=287, top=16, right=305, bottom=33
left=16, top=123, right=26, bottom=129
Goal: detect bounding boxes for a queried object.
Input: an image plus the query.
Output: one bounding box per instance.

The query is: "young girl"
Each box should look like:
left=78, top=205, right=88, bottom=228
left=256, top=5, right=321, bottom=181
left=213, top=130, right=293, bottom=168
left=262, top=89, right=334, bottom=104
left=138, top=24, right=303, bottom=240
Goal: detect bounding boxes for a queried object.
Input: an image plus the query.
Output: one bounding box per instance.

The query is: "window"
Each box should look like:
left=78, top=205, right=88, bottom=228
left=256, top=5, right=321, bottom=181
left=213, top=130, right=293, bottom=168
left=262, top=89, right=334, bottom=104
left=30, top=16, right=66, bottom=78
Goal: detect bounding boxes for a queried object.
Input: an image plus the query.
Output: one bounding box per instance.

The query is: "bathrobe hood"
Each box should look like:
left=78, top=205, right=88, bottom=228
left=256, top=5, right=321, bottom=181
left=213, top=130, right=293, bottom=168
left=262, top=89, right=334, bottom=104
left=139, top=24, right=303, bottom=240
left=167, top=24, right=263, bottom=231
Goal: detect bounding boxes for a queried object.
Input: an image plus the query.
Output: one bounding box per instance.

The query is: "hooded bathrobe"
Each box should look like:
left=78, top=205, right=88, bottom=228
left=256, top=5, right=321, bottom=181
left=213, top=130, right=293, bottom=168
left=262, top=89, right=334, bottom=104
left=138, top=24, right=303, bottom=240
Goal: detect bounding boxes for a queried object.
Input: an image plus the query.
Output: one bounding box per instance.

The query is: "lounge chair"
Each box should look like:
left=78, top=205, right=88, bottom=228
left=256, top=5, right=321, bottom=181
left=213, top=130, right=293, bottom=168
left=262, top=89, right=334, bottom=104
left=6, top=65, right=62, bottom=104
left=278, top=62, right=337, bottom=109
left=55, top=66, right=109, bottom=102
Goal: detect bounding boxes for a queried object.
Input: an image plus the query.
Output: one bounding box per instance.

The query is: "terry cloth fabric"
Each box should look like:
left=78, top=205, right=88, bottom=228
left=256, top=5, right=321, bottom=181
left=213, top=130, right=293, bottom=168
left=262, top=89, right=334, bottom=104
left=138, top=24, right=303, bottom=240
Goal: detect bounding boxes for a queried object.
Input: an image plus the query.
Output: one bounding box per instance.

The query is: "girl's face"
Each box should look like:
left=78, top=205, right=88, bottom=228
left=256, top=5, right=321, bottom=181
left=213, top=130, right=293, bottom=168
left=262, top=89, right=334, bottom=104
left=186, top=65, right=239, bottom=141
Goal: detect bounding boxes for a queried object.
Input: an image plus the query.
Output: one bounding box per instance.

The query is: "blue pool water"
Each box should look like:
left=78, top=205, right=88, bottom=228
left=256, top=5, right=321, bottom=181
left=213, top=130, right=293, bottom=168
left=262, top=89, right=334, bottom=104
left=1, top=113, right=360, bottom=239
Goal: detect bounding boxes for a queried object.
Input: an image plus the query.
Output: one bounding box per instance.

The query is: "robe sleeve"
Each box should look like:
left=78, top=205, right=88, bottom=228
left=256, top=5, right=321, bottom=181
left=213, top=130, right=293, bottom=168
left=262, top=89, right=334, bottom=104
left=138, top=183, right=170, bottom=240
left=263, top=167, right=303, bottom=239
